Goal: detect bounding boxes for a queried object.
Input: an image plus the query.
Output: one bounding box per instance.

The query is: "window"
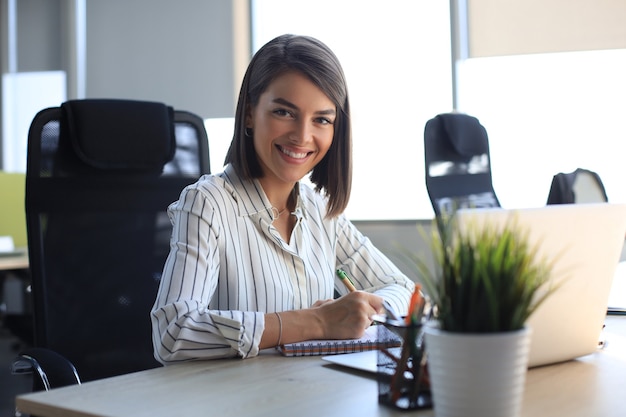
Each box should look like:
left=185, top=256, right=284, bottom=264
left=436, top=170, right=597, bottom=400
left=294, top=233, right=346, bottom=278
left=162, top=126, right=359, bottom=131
left=456, top=49, right=626, bottom=208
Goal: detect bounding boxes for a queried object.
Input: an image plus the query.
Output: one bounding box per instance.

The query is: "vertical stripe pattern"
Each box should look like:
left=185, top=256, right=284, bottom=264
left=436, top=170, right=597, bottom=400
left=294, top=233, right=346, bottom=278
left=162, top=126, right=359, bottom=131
left=151, top=164, right=414, bottom=362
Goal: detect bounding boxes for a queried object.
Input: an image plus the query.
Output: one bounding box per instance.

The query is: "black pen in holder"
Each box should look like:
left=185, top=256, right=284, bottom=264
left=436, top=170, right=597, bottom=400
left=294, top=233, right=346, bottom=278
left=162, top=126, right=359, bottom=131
left=376, top=317, right=432, bottom=410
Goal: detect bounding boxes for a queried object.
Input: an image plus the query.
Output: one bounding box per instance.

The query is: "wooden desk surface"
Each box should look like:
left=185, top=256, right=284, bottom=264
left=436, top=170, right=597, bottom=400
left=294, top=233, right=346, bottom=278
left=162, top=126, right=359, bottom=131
left=0, top=248, right=29, bottom=271
left=15, top=316, right=626, bottom=417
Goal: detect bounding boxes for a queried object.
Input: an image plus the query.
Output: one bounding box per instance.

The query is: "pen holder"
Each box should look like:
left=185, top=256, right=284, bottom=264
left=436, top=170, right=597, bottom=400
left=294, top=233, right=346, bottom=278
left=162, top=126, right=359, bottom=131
left=376, top=318, right=432, bottom=410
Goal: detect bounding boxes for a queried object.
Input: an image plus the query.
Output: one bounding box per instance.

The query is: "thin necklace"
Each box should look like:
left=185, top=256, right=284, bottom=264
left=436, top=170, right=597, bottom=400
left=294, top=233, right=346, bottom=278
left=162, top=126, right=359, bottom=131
left=271, top=188, right=295, bottom=219
left=271, top=206, right=288, bottom=218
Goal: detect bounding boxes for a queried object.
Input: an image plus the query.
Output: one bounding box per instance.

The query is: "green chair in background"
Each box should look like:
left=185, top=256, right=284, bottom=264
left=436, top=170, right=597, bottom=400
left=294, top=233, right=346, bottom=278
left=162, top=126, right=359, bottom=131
left=0, top=171, right=27, bottom=249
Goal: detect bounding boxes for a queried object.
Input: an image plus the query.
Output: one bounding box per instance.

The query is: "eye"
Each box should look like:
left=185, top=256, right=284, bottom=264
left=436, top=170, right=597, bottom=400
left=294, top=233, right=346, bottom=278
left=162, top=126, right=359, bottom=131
left=273, top=108, right=293, bottom=118
left=315, top=117, right=335, bottom=125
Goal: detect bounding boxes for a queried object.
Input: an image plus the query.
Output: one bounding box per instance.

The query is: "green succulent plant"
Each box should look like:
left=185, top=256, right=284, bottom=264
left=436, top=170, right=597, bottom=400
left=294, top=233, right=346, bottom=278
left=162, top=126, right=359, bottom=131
left=400, top=212, right=558, bottom=333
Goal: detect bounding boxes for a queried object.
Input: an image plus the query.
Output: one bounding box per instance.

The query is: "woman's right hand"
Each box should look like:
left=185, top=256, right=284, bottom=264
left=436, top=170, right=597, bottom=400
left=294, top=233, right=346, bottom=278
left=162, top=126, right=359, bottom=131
left=311, top=291, right=384, bottom=340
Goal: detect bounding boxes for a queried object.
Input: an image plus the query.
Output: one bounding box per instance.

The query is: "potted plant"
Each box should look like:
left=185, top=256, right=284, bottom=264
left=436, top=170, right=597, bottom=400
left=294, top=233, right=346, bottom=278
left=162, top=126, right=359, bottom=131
left=400, top=211, right=558, bottom=417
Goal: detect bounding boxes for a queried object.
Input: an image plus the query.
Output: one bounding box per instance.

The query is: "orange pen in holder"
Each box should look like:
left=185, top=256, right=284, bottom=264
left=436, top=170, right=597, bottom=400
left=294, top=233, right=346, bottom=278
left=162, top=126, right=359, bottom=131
left=405, top=284, right=424, bottom=325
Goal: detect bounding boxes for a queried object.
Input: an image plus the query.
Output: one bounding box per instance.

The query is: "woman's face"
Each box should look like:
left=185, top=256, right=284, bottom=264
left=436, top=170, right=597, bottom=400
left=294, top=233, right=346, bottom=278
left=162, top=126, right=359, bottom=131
left=247, top=71, right=336, bottom=187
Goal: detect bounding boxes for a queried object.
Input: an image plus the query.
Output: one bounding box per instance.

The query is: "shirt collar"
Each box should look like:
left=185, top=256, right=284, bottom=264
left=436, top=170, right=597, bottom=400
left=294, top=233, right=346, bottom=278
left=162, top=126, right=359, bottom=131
left=221, top=164, right=305, bottom=220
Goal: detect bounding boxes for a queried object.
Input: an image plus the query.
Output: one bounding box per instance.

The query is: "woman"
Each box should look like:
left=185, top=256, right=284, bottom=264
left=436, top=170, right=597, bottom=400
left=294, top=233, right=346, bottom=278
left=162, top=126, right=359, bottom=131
left=151, top=34, right=414, bottom=362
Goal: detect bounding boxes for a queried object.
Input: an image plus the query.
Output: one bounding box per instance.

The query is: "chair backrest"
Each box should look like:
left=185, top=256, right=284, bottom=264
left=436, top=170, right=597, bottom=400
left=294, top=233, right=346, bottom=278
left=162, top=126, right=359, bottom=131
left=546, top=168, right=608, bottom=205
left=424, top=112, right=500, bottom=216
left=25, top=99, right=210, bottom=381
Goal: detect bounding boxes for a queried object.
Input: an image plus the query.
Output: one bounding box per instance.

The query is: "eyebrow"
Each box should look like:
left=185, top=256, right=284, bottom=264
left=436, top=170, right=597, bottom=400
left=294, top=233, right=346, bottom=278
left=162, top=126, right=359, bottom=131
left=272, top=97, right=336, bottom=116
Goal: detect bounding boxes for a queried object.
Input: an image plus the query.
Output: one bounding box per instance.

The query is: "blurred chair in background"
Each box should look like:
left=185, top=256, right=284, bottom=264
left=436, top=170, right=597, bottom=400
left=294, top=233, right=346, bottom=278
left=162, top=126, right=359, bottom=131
left=424, top=112, right=500, bottom=216
left=12, top=99, right=210, bottom=391
left=546, top=167, right=608, bottom=205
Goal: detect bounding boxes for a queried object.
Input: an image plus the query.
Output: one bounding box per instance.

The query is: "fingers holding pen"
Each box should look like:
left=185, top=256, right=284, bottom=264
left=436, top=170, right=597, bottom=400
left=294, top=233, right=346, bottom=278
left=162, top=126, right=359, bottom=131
left=335, top=268, right=384, bottom=315
left=315, top=291, right=381, bottom=339
left=347, top=291, right=383, bottom=324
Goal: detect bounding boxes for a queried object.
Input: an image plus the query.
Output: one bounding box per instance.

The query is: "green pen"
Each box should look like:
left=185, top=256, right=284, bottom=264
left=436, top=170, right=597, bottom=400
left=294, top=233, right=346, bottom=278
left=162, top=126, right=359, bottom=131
left=336, top=269, right=357, bottom=292
left=336, top=268, right=399, bottom=321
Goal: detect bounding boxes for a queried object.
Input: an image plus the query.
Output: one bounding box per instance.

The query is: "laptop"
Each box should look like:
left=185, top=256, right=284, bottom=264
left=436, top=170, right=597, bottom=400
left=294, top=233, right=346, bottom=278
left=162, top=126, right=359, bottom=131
left=323, top=203, right=626, bottom=372
left=456, top=202, right=626, bottom=367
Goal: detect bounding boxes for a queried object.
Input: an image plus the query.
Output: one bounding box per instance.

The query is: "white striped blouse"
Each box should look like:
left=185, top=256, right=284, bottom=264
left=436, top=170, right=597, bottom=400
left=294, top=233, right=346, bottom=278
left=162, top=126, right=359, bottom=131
left=151, top=164, right=414, bottom=363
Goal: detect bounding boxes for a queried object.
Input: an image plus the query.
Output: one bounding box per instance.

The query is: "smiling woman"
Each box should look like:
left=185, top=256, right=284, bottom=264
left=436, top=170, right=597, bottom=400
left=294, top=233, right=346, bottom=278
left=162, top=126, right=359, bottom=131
left=151, top=34, right=415, bottom=363
left=226, top=34, right=352, bottom=219
left=246, top=71, right=337, bottom=241
left=247, top=72, right=336, bottom=206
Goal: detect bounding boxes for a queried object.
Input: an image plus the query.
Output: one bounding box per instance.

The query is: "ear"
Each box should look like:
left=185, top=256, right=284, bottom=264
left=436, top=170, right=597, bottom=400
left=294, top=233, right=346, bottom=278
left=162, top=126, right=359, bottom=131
left=245, top=104, right=253, bottom=129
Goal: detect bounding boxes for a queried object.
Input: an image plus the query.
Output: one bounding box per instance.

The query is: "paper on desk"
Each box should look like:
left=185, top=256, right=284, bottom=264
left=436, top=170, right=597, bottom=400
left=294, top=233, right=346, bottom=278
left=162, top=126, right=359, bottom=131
left=0, top=236, right=15, bottom=253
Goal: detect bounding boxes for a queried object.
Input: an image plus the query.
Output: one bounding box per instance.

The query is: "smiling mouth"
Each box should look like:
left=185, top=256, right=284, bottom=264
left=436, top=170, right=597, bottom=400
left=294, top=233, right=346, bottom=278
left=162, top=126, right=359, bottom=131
left=277, top=145, right=312, bottom=159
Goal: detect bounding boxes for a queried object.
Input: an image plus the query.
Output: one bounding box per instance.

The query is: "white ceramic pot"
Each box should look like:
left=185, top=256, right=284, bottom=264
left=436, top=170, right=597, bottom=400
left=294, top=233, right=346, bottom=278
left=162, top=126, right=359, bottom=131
left=424, top=325, right=532, bottom=417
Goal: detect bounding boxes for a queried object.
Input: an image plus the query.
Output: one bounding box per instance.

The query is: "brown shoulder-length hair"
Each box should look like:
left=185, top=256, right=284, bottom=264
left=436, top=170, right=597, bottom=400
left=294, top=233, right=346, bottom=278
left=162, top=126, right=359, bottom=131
left=224, top=34, right=352, bottom=218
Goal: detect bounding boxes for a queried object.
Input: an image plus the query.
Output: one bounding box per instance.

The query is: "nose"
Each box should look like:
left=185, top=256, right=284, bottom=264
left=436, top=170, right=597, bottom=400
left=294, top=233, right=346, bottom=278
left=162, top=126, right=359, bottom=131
left=288, top=120, right=312, bottom=144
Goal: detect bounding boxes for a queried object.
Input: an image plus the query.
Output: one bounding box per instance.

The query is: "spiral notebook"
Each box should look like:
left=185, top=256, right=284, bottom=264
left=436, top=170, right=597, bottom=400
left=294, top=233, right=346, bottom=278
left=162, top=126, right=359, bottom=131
left=277, top=325, right=402, bottom=357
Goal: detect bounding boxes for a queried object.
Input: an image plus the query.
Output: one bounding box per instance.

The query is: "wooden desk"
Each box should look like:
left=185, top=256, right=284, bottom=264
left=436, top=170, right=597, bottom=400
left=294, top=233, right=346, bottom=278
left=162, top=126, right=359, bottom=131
left=0, top=248, right=29, bottom=271
left=15, top=316, right=626, bottom=417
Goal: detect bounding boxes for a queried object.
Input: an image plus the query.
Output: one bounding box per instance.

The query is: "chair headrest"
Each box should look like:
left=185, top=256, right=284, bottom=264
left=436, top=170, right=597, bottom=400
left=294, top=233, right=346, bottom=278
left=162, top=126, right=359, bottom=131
left=436, top=113, right=488, bottom=157
left=61, top=99, right=176, bottom=173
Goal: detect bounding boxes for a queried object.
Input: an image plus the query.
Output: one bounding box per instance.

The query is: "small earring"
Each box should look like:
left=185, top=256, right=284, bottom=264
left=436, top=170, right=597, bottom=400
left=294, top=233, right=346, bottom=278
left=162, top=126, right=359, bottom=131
left=244, top=127, right=253, bottom=138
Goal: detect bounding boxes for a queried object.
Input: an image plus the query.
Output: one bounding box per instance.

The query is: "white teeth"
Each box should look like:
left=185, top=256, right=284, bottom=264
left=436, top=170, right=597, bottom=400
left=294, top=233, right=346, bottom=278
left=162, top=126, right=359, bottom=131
left=279, top=146, right=308, bottom=159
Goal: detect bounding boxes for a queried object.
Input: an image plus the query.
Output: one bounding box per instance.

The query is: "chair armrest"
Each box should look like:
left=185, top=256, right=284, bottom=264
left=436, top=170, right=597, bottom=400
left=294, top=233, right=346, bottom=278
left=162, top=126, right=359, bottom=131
left=12, top=347, right=81, bottom=391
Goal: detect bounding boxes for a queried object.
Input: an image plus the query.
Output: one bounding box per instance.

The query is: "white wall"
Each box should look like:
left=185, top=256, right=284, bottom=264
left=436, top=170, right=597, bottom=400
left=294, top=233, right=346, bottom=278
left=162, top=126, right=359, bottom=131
left=85, top=0, right=240, bottom=118
left=0, top=0, right=246, bottom=171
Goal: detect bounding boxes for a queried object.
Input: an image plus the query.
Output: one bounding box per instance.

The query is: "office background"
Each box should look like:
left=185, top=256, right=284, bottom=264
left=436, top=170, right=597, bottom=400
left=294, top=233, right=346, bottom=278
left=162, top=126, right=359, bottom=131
left=0, top=0, right=625, bottom=265
left=2, top=0, right=626, bottom=221
left=1, top=2, right=626, bottom=413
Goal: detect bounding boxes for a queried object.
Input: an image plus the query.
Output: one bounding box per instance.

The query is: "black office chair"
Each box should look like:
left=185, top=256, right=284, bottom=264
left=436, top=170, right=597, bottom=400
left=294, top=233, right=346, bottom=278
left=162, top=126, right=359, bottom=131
left=12, top=99, right=210, bottom=391
left=546, top=168, right=608, bottom=205
left=424, top=112, right=500, bottom=216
